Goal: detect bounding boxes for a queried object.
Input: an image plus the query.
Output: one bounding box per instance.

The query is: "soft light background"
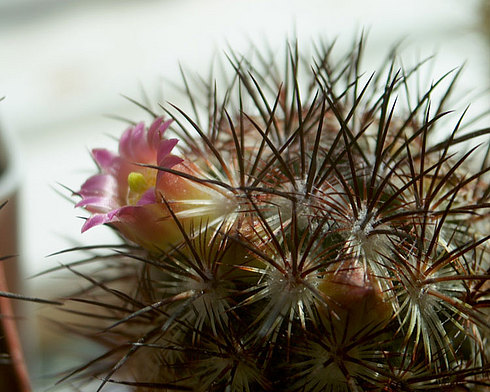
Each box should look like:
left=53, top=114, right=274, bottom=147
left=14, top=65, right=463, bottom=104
left=0, top=0, right=488, bottom=389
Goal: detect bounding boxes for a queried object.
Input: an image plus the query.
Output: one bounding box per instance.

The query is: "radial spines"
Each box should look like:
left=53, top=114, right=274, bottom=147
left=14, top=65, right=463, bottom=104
left=59, top=37, right=490, bottom=391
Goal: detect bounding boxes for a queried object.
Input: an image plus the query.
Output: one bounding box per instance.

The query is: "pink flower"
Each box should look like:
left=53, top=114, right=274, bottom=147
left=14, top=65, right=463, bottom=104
left=76, top=117, right=235, bottom=252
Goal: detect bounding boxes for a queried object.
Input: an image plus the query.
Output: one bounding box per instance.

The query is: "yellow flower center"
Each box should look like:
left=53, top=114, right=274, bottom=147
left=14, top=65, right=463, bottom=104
left=127, top=171, right=153, bottom=205
left=128, top=172, right=148, bottom=194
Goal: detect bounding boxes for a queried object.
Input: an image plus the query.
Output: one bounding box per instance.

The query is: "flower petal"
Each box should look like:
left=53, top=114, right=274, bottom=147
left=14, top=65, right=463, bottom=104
left=119, top=122, right=157, bottom=163
left=137, top=188, right=157, bottom=205
left=78, top=174, right=118, bottom=198
left=119, top=123, right=139, bottom=159
left=81, top=213, right=114, bottom=232
left=148, top=117, right=172, bottom=149
left=157, top=138, right=180, bottom=164
left=92, top=149, right=121, bottom=174
left=81, top=205, right=129, bottom=232
left=75, top=196, right=119, bottom=211
left=159, top=155, right=184, bottom=169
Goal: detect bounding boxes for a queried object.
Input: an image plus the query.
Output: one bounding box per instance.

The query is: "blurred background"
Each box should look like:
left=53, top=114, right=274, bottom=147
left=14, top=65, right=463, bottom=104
left=0, top=0, right=488, bottom=389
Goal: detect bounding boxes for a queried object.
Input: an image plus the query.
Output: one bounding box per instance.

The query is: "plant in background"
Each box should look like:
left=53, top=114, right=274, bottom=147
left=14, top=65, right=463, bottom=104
left=54, top=36, right=489, bottom=391
left=0, top=97, right=62, bottom=391
left=0, top=201, right=61, bottom=391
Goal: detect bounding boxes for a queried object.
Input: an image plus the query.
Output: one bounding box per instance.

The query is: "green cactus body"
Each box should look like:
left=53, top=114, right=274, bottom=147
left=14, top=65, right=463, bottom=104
left=60, top=37, right=489, bottom=391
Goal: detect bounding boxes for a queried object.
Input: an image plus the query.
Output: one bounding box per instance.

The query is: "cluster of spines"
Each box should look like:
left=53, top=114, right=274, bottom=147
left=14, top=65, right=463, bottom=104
left=54, top=36, right=490, bottom=391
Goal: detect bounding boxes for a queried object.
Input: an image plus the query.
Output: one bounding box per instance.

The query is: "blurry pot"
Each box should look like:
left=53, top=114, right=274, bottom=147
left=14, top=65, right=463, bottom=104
left=0, top=116, right=30, bottom=391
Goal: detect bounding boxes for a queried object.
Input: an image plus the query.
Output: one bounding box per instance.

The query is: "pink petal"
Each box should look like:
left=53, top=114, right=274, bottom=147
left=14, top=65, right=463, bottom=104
left=81, top=213, right=114, bottom=232
left=111, top=205, right=139, bottom=219
left=157, top=138, right=179, bottom=162
left=159, top=155, right=184, bottom=169
left=77, top=174, right=124, bottom=213
left=75, top=196, right=119, bottom=212
left=148, top=117, right=164, bottom=145
left=155, top=155, right=184, bottom=186
left=81, top=206, right=129, bottom=232
left=137, top=188, right=157, bottom=205
left=131, top=124, right=153, bottom=161
left=120, top=122, right=159, bottom=163
left=78, top=174, right=118, bottom=198
left=119, top=123, right=143, bottom=159
left=92, top=149, right=121, bottom=174
left=148, top=118, right=172, bottom=149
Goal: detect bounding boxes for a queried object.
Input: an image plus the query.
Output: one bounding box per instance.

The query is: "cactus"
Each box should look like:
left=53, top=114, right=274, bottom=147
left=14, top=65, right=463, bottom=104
left=58, top=37, right=489, bottom=391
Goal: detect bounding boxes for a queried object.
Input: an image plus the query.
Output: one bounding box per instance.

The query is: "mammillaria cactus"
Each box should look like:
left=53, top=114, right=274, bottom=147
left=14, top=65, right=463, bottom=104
left=58, top=37, right=489, bottom=391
